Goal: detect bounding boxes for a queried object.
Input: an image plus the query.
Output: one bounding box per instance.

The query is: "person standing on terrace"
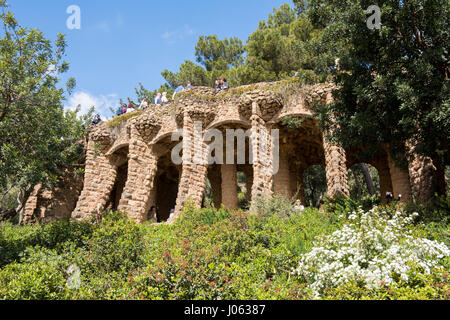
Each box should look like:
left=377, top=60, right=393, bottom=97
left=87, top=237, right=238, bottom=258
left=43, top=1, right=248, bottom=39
left=172, top=82, right=185, bottom=100
left=161, top=92, right=169, bottom=104
left=220, top=78, right=229, bottom=90
left=139, top=98, right=148, bottom=109
left=155, top=93, right=162, bottom=105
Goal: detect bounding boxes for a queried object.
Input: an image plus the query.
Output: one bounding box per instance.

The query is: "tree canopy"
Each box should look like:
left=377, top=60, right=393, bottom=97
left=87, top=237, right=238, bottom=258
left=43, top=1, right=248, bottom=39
left=0, top=1, right=87, bottom=220
left=307, top=0, right=449, bottom=170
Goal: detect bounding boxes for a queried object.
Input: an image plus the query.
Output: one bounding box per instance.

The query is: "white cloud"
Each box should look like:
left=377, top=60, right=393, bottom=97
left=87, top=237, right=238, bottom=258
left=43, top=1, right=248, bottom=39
left=161, top=25, right=195, bottom=45
left=65, top=91, right=119, bottom=120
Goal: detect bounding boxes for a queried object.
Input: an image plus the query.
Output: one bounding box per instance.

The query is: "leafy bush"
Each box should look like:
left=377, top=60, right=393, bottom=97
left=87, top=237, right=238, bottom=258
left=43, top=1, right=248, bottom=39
left=0, top=219, right=93, bottom=267
left=0, top=199, right=448, bottom=300
left=324, top=263, right=449, bottom=300
left=252, top=194, right=299, bottom=219
left=294, top=206, right=450, bottom=298
left=323, top=195, right=380, bottom=219
left=0, top=247, right=70, bottom=300
left=84, top=211, right=144, bottom=275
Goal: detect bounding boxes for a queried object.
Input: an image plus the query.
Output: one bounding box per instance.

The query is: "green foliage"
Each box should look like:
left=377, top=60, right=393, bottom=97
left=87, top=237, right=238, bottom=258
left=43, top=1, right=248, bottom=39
left=195, top=35, right=245, bottom=72
left=324, top=262, right=450, bottom=300
left=308, top=0, right=449, bottom=170
left=0, top=5, right=87, bottom=217
left=0, top=247, right=70, bottom=300
left=252, top=194, right=299, bottom=219
left=0, top=199, right=448, bottom=300
left=303, top=165, right=327, bottom=207
left=137, top=3, right=330, bottom=96
left=84, top=211, right=144, bottom=275
left=0, top=219, right=93, bottom=267
left=323, top=195, right=380, bottom=220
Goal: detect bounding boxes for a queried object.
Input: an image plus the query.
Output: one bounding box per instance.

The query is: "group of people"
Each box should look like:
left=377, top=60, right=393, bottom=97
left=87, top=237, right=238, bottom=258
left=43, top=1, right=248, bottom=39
left=214, top=78, right=229, bottom=91
left=91, top=114, right=102, bottom=126
left=116, top=98, right=144, bottom=117
left=105, top=78, right=231, bottom=123
left=153, top=82, right=195, bottom=105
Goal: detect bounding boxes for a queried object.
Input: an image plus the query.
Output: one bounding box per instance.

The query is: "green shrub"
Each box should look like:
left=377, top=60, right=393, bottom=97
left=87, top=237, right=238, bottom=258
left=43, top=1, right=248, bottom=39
left=84, top=211, right=144, bottom=275
left=252, top=194, right=299, bottom=219
left=324, top=262, right=450, bottom=300
left=0, top=219, right=93, bottom=267
left=1, top=198, right=448, bottom=300
left=0, top=247, right=70, bottom=300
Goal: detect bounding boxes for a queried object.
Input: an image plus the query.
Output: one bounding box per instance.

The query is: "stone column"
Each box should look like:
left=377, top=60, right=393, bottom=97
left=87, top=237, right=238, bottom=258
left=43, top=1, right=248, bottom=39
left=72, top=139, right=118, bottom=221
left=118, top=127, right=158, bottom=223
left=322, top=93, right=349, bottom=198
left=408, top=151, right=441, bottom=203
left=221, top=164, right=238, bottom=209
left=322, top=136, right=349, bottom=198
left=173, top=114, right=209, bottom=219
left=387, top=152, right=412, bottom=202
left=273, top=149, right=291, bottom=199
left=250, top=102, right=274, bottom=203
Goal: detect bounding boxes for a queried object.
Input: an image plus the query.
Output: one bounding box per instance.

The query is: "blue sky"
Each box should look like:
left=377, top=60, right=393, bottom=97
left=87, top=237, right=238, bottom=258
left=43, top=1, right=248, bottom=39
left=8, top=0, right=288, bottom=118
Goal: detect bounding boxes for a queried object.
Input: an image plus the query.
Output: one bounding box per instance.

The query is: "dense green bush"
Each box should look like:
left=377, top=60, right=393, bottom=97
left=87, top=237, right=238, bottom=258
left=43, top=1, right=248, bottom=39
left=0, top=219, right=93, bottom=267
left=0, top=247, right=71, bottom=300
left=252, top=194, right=299, bottom=219
left=0, top=197, right=448, bottom=300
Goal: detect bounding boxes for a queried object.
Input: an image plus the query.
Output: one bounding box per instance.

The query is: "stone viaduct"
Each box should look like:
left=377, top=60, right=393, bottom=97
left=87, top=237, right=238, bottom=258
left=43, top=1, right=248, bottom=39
left=24, top=80, right=437, bottom=223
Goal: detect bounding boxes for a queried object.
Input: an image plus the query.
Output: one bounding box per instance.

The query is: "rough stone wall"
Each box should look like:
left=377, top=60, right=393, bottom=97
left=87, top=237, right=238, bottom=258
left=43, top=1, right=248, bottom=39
left=65, top=80, right=436, bottom=224
left=321, top=93, right=349, bottom=198
left=322, top=136, right=350, bottom=198
left=408, top=148, right=441, bottom=203
left=387, top=152, right=413, bottom=202
left=171, top=113, right=209, bottom=221
left=208, top=166, right=222, bottom=209
left=242, top=165, right=253, bottom=203
left=23, top=172, right=83, bottom=223
left=273, top=148, right=292, bottom=199
left=221, top=164, right=239, bottom=209
left=117, top=126, right=158, bottom=223
left=250, top=102, right=274, bottom=203
left=72, top=138, right=118, bottom=221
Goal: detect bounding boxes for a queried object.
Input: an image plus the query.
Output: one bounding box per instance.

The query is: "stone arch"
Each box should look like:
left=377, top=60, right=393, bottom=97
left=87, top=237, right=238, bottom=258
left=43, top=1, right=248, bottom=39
left=207, top=121, right=253, bottom=210
left=106, top=145, right=129, bottom=210
left=302, top=164, right=327, bottom=207
left=147, top=134, right=182, bottom=222
left=346, top=148, right=393, bottom=204
left=273, top=117, right=326, bottom=206
left=346, top=163, right=380, bottom=201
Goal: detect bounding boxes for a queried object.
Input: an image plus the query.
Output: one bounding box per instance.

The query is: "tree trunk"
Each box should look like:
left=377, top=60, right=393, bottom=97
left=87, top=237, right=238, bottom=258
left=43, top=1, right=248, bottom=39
left=315, top=193, right=323, bottom=208
left=359, top=163, right=375, bottom=196
left=352, top=167, right=362, bottom=200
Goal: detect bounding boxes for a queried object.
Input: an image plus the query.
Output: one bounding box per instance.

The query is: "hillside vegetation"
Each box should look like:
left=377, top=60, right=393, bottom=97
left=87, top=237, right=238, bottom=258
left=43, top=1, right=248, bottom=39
left=0, top=197, right=448, bottom=300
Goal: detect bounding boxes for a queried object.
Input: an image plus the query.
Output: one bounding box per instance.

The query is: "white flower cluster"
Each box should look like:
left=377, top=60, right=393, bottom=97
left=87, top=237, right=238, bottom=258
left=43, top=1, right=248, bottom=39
left=295, top=207, right=450, bottom=297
